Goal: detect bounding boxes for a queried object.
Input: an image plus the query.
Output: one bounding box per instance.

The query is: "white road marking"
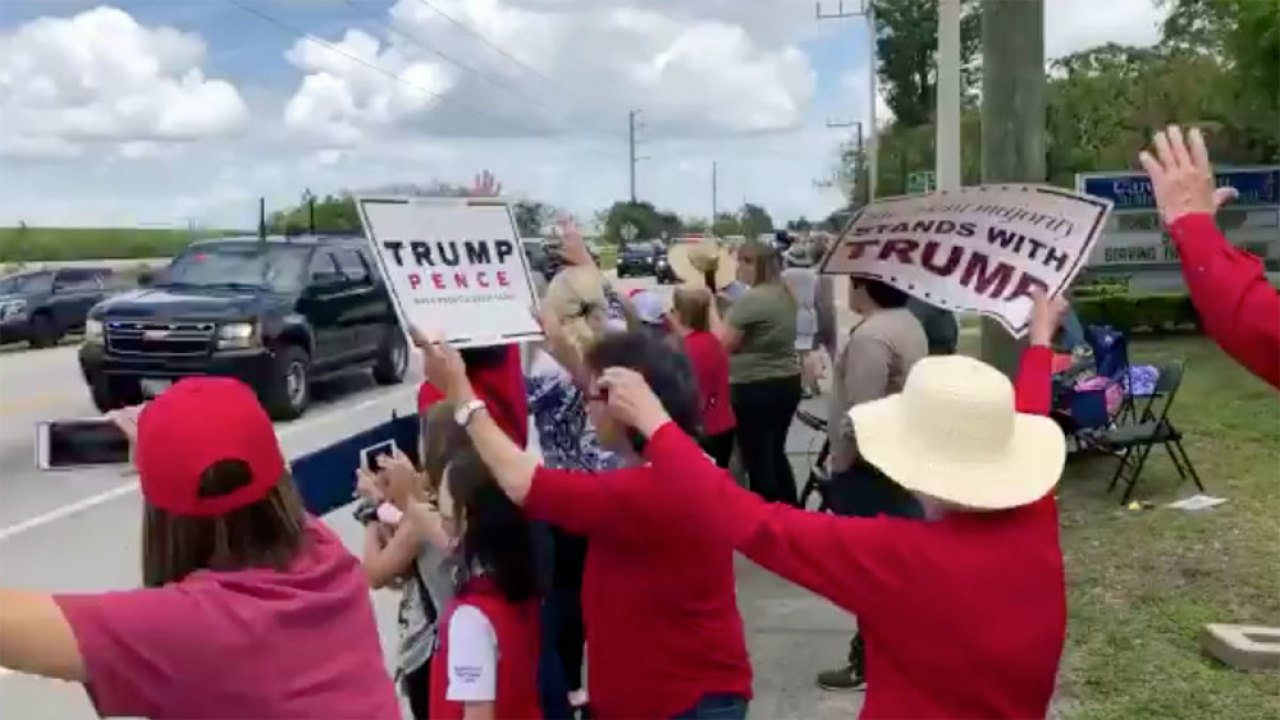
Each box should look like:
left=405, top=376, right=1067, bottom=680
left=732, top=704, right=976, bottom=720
left=0, top=390, right=412, bottom=543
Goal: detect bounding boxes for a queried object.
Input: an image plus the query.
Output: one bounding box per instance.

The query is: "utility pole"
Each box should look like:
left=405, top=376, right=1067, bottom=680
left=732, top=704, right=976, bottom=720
left=257, top=197, right=266, bottom=242
left=937, top=0, right=962, bottom=192
left=818, top=0, right=878, bottom=200
left=711, top=161, right=719, bottom=220
left=980, top=0, right=1046, bottom=375
left=628, top=109, right=647, bottom=204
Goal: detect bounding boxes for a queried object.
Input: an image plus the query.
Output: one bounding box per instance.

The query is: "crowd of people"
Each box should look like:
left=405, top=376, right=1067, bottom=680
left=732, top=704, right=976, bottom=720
left=0, top=125, right=1274, bottom=720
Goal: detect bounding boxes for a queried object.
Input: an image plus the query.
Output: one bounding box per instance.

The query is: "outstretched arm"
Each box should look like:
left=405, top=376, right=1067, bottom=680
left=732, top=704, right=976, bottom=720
left=0, top=589, right=84, bottom=681
left=1168, top=214, right=1279, bottom=389
left=1139, top=125, right=1279, bottom=390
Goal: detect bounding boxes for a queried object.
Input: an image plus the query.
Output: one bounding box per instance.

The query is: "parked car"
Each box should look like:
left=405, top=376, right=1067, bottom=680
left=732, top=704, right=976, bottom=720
left=79, top=236, right=407, bottom=420
left=616, top=241, right=677, bottom=283
left=0, top=267, right=115, bottom=348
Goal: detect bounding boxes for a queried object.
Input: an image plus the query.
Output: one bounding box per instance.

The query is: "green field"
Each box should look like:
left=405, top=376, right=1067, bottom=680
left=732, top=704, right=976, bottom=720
left=957, top=335, right=1280, bottom=719
left=0, top=227, right=242, bottom=263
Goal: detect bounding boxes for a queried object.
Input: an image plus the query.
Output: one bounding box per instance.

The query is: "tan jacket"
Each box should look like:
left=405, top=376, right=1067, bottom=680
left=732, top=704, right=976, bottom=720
left=827, top=307, right=928, bottom=472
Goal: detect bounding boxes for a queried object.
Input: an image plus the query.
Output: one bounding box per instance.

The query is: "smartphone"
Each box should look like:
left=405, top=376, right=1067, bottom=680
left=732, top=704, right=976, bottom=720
left=361, top=439, right=398, bottom=473
left=36, top=419, right=131, bottom=470
left=376, top=502, right=404, bottom=526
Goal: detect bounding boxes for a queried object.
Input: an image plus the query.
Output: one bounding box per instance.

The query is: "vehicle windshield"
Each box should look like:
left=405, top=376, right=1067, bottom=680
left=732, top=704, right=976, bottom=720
left=0, top=272, right=53, bottom=295
left=161, top=243, right=310, bottom=293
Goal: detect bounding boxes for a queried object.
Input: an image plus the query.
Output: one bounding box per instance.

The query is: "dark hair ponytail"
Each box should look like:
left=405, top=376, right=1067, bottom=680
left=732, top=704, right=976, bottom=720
left=446, top=450, right=537, bottom=602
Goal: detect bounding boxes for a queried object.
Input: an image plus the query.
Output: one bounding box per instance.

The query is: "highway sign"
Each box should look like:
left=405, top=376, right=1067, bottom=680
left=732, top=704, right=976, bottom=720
left=1077, top=166, right=1279, bottom=212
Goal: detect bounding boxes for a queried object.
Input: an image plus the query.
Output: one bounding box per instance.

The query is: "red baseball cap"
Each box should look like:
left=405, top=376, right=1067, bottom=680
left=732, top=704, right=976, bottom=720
left=136, top=377, right=285, bottom=517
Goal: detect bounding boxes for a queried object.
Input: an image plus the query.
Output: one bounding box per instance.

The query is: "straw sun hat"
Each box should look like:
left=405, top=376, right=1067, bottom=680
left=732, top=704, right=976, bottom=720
left=850, top=354, right=1066, bottom=510
left=667, top=237, right=738, bottom=290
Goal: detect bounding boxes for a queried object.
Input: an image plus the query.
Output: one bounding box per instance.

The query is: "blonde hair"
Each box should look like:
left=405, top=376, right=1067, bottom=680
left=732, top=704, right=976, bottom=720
left=543, top=267, right=608, bottom=353
left=672, top=285, right=712, bottom=333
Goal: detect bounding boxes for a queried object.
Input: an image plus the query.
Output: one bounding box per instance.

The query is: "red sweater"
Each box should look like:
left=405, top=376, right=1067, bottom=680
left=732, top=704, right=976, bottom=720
left=428, top=578, right=542, bottom=720
left=419, top=345, right=529, bottom=446
left=672, top=346, right=1066, bottom=719
left=523, top=434, right=753, bottom=719
left=683, top=330, right=736, bottom=435
left=1168, top=213, right=1279, bottom=390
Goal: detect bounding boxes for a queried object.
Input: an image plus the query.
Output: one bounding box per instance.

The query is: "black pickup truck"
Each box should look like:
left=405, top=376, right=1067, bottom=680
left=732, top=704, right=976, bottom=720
left=0, top=267, right=115, bottom=348
left=79, top=236, right=408, bottom=420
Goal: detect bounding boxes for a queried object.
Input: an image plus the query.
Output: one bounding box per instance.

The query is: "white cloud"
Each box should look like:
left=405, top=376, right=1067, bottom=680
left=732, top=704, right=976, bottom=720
left=0, top=6, right=249, bottom=158
left=281, top=0, right=815, bottom=146
left=1045, top=0, right=1163, bottom=59
left=0, top=0, right=1171, bottom=231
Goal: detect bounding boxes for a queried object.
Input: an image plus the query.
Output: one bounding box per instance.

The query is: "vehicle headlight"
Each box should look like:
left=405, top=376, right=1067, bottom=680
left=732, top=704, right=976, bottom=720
left=217, top=321, right=259, bottom=350
left=84, top=318, right=104, bottom=343
left=0, top=299, right=27, bottom=319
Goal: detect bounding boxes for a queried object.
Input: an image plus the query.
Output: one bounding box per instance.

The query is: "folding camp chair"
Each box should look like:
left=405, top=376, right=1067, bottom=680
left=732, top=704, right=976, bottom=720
left=1099, top=360, right=1204, bottom=505
left=794, top=408, right=832, bottom=512
left=1084, top=324, right=1136, bottom=422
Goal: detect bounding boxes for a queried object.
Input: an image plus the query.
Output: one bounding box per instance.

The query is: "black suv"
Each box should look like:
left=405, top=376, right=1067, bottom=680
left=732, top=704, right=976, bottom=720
left=79, top=236, right=407, bottom=420
left=0, top=267, right=115, bottom=348
left=616, top=241, right=676, bottom=283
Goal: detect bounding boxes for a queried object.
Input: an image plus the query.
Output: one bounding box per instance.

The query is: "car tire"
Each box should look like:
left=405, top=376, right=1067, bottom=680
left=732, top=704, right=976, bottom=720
left=372, top=326, right=408, bottom=386
left=89, top=376, right=144, bottom=414
left=29, top=312, right=61, bottom=349
left=264, top=345, right=310, bottom=421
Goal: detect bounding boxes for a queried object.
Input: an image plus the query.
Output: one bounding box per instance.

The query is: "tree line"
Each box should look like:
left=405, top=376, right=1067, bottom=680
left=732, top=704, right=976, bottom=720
left=832, top=0, right=1278, bottom=211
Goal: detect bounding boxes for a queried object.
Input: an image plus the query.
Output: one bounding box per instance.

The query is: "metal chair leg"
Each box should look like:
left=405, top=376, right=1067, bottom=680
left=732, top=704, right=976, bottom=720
left=1120, top=444, right=1155, bottom=505
left=1163, top=441, right=1188, bottom=481
left=1173, top=438, right=1205, bottom=493
left=1107, top=448, right=1133, bottom=493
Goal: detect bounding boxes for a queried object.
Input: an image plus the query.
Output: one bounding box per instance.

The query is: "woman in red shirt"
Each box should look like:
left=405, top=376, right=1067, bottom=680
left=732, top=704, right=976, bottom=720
left=0, top=378, right=399, bottom=719
left=670, top=285, right=737, bottom=468
left=421, top=330, right=752, bottom=720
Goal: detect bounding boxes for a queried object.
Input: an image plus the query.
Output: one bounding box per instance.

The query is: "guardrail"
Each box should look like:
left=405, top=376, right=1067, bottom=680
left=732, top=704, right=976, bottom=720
left=0, top=257, right=172, bottom=275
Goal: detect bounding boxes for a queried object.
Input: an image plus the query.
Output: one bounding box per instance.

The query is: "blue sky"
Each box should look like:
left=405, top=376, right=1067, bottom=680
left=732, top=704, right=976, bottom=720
left=0, top=0, right=1161, bottom=229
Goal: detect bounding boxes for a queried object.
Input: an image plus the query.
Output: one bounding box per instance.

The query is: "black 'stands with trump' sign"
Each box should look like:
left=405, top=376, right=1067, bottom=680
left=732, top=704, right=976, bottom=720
left=821, top=185, right=1112, bottom=337
left=357, top=197, right=543, bottom=349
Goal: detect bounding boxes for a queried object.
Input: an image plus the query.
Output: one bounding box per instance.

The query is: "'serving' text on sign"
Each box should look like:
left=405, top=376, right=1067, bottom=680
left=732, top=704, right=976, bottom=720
left=822, top=186, right=1112, bottom=336
left=358, top=198, right=542, bottom=348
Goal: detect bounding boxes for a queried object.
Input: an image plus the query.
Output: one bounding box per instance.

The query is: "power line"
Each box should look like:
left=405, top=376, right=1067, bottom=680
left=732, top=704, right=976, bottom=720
left=336, top=0, right=567, bottom=126
left=223, top=0, right=616, bottom=159
left=410, top=0, right=589, bottom=108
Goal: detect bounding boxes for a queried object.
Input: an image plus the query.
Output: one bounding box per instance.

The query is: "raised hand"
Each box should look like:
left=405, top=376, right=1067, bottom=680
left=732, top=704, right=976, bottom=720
left=598, top=367, right=671, bottom=438
left=416, top=328, right=473, bottom=405
left=470, top=170, right=502, bottom=198
left=377, top=449, right=422, bottom=509
left=1028, top=288, right=1070, bottom=348
left=554, top=214, right=595, bottom=268
left=1137, top=125, right=1238, bottom=226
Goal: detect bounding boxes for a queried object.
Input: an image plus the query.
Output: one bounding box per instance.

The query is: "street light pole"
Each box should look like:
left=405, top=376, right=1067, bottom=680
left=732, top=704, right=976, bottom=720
left=818, top=0, right=879, bottom=200
left=936, top=0, right=962, bottom=192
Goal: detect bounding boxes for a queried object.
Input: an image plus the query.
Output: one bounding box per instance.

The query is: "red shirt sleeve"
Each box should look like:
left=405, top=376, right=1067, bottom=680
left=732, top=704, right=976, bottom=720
left=1169, top=214, right=1280, bottom=390
left=1014, top=345, right=1053, bottom=416
left=54, top=588, right=196, bottom=718
left=524, top=423, right=750, bottom=545
left=421, top=346, right=529, bottom=447
left=635, top=421, right=903, bottom=615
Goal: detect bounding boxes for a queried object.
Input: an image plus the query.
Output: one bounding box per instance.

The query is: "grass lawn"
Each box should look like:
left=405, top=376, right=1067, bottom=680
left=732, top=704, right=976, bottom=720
left=959, top=335, right=1280, bottom=719
left=0, top=227, right=238, bottom=263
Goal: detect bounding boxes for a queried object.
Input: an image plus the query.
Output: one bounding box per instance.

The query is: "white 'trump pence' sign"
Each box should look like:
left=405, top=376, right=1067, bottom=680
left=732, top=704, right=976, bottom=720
left=358, top=197, right=542, bottom=348
left=821, top=185, right=1112, bottom=336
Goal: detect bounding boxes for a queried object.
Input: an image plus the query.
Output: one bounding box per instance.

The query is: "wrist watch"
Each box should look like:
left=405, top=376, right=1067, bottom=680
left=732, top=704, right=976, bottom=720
left=454, top=398, right=488, bottom=428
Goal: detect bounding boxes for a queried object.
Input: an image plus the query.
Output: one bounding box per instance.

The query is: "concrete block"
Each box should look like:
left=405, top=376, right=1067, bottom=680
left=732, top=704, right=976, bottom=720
left=1201, top=623, right=1280, bottom=671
